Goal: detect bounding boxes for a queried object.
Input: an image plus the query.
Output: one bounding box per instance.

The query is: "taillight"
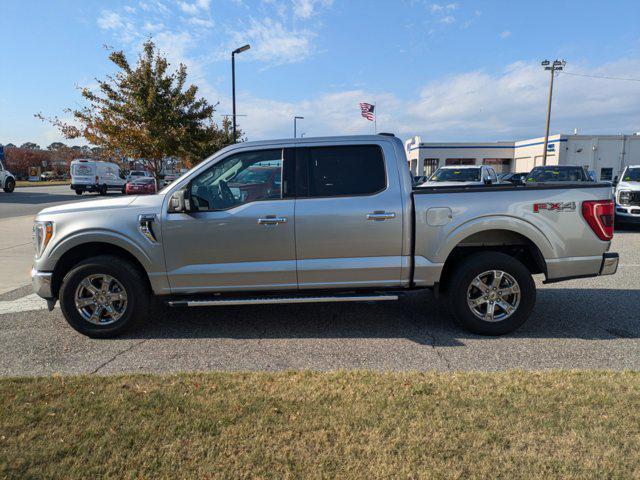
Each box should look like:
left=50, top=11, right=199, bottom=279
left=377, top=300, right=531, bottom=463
left=582, top=200, right=614, bottom=241
left=95, top=175, right=99, bottom=183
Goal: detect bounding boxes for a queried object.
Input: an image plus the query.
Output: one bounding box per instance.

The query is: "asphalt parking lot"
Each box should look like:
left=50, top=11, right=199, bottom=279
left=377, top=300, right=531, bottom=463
left=1, top=186, right=639, bottom=376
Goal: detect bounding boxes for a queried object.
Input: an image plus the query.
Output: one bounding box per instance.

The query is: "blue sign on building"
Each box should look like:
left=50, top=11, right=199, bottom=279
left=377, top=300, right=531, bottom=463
left=547, top=143, right=555, bottom=151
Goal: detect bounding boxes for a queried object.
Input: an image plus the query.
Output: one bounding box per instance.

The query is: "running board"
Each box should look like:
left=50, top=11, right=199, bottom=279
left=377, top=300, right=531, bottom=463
left=168, top=294, right=398, bottom=307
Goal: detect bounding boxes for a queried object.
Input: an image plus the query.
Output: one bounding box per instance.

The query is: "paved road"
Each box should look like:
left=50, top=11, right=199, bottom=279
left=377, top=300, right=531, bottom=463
left=0, top=184, right=122, bottom=219
left=1, top=225, right=638, bottom=376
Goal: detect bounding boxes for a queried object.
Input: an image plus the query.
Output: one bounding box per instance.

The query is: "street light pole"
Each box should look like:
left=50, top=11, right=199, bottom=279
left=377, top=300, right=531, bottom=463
left=294, top=116, right=304, bottom=138
left=231, top=44, right=251, bottom=142
left=541, top=59, right=566, bottom=165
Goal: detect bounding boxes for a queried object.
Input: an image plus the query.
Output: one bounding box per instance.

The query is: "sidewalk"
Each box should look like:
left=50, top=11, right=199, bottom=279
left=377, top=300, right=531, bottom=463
left=0, top=215, right=35, bottom=293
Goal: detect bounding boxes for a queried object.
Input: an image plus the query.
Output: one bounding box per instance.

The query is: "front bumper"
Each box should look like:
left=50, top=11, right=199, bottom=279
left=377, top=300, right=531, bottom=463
left=600, top=252, right=619, bottom=276
left=31, top=268, right=53, bottom=299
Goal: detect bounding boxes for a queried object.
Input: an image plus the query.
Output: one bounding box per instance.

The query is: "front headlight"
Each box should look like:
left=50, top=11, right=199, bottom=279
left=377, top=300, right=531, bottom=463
left=32, top=221, right=54, bottom=258
left=618, top=190, right=631, bottom=205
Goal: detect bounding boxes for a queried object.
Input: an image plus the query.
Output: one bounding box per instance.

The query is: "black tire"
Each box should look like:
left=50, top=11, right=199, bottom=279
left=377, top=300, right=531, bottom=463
left=447, top=252, right=536, bottom=335
left=99, top=184, right=108, bottom=196
left=59, top=255, right=149, bottom=338
left=75, top=189, right=83, bottom=195
left=3, top=178, right=15, bottom=193
left=121, top=185, right=126, bottom=194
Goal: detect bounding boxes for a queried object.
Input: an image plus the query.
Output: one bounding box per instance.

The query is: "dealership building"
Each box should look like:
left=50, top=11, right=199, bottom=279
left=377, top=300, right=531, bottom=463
left=405, top=133, right=640, bottom=181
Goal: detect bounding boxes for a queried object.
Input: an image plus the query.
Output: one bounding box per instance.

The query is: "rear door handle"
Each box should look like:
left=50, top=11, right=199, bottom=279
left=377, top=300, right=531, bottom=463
left=366, top=211, right=396, bottom=221
left=258, top=215, right=287, bottom=225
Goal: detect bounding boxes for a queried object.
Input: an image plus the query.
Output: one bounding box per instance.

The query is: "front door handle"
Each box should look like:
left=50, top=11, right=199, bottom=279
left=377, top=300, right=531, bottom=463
left=366, top=211, right=396, bottom=221
left=258, top=215, right=287, bottom=225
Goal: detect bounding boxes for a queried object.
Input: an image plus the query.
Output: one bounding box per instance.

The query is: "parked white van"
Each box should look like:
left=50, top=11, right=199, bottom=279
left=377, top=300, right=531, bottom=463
left=70, top=159, right=126, bottom=195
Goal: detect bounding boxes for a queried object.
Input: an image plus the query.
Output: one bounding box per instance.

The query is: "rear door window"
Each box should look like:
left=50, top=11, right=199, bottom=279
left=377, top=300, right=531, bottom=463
left=305, top=145, right=386, bottom=197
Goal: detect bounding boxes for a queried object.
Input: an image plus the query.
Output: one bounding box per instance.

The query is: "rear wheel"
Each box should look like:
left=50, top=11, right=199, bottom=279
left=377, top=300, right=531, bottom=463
left=3, top=178, right=15, bottom=193
left=75, top=188, right=83, bottom=195
left=99, top=184, right=107, bottom=195
left=59, top=255, right=149, bottom=338
left=447, top=252, right=536, bottom=335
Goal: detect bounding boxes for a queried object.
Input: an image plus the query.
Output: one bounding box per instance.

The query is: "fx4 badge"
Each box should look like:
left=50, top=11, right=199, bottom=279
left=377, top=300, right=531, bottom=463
left=533, top=202, right=576, bottom=213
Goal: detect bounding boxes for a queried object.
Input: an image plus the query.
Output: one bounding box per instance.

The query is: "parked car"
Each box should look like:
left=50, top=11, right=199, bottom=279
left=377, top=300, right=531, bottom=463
left=614, top=165, right=640, bottom=224
left=126, top=170, right=152, bottom=182
left=413, top=175, right=429, bottom=186
left=0, top=160, right=16, bottom=193
left=525, top=165, right=591, bottom=183
left=40, top=171, right=56, bottom=181
left=125, top=177, right=157, bottom=195
left=499, top=172, right=528, bottom=185
left=32, top=135, right=618, bottom=338
left=70, top=159, right=126, bottom=195
left=161, top=174, right=177, bottom=187
left=418, top=165, right=499, bottom=187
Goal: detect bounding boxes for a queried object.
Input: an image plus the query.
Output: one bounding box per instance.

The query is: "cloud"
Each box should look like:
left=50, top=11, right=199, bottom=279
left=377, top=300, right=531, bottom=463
left=221, top=58, right=640, bottom=142
left=177, top=0, right=211, bottom=15
left=292, top=0, right=333, bottom=19
left=430, top=3, right=457, bottom=12
left=226, top=17, right=314, bottom=64
left=439, top=15, right=455, bottom=24
left=97, top=11, right=124, bottom=30
left=500, top=30, right=511, bottom=39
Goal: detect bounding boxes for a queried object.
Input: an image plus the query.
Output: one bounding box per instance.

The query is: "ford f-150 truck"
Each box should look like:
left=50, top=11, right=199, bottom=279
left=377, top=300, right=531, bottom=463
left=31, top=135, right=619, bottom=338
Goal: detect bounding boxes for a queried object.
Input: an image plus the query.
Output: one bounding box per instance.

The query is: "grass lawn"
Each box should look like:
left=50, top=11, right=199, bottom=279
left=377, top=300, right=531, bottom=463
left=1, top=371, right=639, bottom=479
left=15, top=180, right=70, bottom=188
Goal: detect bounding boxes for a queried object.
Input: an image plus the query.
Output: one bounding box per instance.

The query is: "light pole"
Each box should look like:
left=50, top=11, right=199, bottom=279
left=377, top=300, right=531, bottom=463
left=293, top=116, right=304, bottom=138
left=232, top=44, right=251, bottom=142
left=541, top=59, right=566, bottom=165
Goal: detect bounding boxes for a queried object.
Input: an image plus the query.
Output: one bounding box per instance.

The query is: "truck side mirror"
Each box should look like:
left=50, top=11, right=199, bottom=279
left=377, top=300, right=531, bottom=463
left=613, top=176, right=619, bottom=187
left=484, top=177, right=492, bottom=185
left=168, top=187, right=191, bottom=213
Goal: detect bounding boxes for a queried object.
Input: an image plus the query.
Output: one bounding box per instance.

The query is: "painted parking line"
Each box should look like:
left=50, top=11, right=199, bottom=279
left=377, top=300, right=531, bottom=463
left=0, top=293, right=57, bottom=315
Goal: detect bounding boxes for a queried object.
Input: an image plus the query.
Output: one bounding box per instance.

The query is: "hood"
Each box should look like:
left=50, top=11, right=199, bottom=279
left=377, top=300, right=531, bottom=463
left=37, top=196, right=138, bottom=216
left=617, top=181, right=640, bottom=192
left=418, top=180, right=484, bottom=188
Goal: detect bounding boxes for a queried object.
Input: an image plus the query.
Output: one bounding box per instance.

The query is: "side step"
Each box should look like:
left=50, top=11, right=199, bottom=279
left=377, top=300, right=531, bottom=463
left=168, top=294, right=398, bottom=307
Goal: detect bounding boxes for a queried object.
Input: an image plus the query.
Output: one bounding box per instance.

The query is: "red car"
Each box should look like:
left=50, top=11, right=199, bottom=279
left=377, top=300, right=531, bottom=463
left=125, top=177, right=157, bottom=195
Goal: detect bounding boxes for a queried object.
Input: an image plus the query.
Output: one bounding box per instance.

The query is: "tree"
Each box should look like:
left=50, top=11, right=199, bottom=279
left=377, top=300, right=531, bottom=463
left=38, top=40, right=237, bottom=186
left=20, top=142, right=41, bottom=150
left=47, top=142, right=68, bottom=151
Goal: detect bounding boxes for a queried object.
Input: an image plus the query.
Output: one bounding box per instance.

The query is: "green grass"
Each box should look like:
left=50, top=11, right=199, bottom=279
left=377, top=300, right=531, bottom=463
left=1, top=371, right=639, bottom=479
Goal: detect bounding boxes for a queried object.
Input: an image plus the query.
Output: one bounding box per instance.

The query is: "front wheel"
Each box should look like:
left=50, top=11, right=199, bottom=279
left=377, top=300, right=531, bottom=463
left=75, top=188, right=83, bottom=195
left=3, top=178, right=15, bottom=193
left=447, top=252, right=536, bottom=335
left=59, top=255, right=149, bottom=338
left=99, top=184, right=108, bottom=195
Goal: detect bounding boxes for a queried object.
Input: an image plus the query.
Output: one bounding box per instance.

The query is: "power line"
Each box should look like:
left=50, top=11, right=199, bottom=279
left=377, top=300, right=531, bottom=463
left=560, top=71, right=640, bottom=82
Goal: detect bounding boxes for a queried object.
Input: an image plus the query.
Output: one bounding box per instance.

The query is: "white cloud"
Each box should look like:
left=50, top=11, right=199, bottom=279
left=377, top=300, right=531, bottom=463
left=292, top=0, right=333, bottom=19
left=430, top=3, right=457, bottom=12
left=500, top=30, right=511, bottom=39
left=97, top=11, right=124, bottom=30
left=439, top=15, right=455, bottom=24
left=226, top=17, right=314, bottom=64
left=177, top=0, right=211, bottom=15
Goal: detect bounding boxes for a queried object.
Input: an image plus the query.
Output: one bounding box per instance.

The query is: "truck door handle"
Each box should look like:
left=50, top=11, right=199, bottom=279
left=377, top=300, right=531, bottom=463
left=258, top=216, right=287, bottom=225
left=366, top=211, right=396, bottom=221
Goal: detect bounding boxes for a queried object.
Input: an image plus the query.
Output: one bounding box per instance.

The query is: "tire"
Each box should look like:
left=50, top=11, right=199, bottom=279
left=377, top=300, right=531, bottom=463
left=121, top=186, right=126, bottom=194
left=446, top=252, right=536, bottom=335
left=99, top=184, right=108, bottom=196
left=59, top=255, right=149, bottom=338
left=75, top=189, right=83, bottom=195
left=3, top=178, right=15, bottom=193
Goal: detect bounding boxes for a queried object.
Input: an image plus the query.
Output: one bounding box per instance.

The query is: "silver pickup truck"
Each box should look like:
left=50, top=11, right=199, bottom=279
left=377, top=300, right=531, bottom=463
left=31, top=135, right=618, bottom=338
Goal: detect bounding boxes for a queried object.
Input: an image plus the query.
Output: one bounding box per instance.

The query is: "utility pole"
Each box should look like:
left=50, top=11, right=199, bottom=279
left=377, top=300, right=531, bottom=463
left=231, top=44, right=251, bottom=142
left=294, top=116, right=304, bottom=138
left=541, top=59, right=566, bottom=165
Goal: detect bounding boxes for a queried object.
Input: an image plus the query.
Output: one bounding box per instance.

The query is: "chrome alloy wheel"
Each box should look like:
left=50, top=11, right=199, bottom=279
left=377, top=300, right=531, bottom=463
left=466, top=270, right=521, bottom=323
left=74, top=274, right=128, bottom=325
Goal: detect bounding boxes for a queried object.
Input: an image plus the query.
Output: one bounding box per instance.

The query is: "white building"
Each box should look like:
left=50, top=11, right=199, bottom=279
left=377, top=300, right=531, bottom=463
left=405, top=133, right=640, bottom=181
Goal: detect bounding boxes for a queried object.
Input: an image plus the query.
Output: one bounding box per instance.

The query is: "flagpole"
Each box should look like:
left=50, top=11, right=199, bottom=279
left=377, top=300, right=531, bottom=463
left=374, top=101, right=377, bottom=134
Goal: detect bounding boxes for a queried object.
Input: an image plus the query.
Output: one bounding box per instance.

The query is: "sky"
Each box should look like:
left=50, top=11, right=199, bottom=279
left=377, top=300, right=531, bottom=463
left=1, top=0, right=640, bottom=147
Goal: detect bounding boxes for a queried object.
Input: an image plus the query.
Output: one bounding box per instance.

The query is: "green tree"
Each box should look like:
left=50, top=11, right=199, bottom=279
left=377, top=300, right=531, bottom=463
left=47, top=142, right=68, bottom=151
left=38, top=40, right=237, bottom=185
left=20, top=142, right=41, bottom=150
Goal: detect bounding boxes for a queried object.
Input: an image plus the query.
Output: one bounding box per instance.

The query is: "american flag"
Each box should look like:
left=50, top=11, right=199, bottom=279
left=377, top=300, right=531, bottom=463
left=359, top=102, right=375, bottom=121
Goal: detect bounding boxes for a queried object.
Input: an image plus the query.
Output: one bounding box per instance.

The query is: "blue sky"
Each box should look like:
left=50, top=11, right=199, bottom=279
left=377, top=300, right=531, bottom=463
left=1, top=0, right=639, bottom=147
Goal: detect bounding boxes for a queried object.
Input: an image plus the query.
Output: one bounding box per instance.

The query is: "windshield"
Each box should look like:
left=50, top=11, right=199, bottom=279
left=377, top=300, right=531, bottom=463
left=622, top=168, right=640, bottom=182
left=526, top=167, right=586, bottom=182
left=133, top=177, right=155, bottom=184
left=130, top=171, right=146, bottom=176
left=429, top=168, right=481, bottom=182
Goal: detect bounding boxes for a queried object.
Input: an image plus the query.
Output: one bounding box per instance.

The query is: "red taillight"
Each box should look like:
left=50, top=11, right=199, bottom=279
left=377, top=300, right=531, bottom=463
left=582, top=200, right=614, bottom=241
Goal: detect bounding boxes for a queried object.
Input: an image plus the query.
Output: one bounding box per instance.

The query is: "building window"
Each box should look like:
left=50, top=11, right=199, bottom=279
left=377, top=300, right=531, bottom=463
left=483, top=158, right=511, bottom=174
left=423, top=158, right=439, bottom=176
left=445, top=158, right=475, bottom=166
left=600, top=168, right=613, bottom=181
